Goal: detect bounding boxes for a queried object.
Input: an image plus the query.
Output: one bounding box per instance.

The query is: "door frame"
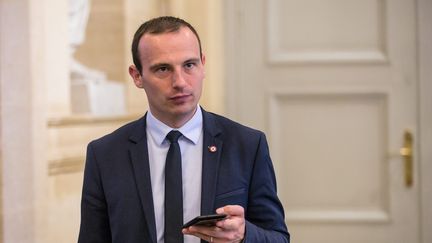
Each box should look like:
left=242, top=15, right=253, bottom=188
left=418, top=0, right=432, bottom=242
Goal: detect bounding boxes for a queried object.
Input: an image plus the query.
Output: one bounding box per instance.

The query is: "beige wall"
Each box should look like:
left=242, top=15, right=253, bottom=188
left=0, top=0, right=224, bottom=242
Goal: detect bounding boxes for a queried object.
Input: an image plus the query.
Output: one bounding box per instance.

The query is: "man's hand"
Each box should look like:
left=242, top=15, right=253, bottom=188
left=182, top=205, right=245, bottom=243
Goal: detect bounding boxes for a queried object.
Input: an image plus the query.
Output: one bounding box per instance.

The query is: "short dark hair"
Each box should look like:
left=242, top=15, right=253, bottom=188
left=131, top=16, right=202, bottom=74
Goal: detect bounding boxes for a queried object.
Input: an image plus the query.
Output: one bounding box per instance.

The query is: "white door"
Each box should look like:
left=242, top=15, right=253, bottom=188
left=224, top=0, right=419, bottom=242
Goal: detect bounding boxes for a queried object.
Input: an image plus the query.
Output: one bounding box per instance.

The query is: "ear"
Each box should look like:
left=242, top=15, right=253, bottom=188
left=129, top=65, right=144, bottom=88
left=201, top=53, right=206, bottom=66
left=200, top=54, right=206, bottom=78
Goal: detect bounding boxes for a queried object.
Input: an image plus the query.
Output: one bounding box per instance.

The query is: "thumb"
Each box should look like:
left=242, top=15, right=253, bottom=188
left=216, top=205, right=244, bottom=217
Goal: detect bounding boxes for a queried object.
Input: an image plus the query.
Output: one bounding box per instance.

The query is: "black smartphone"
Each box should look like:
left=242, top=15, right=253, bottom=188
left=182, top=214, right=227, bottom=228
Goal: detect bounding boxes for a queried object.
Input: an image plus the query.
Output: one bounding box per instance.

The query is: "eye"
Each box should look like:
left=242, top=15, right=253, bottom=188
left=156, top=66, right=169, bottom=73
left=184, top=62, right=196, bottom=69
left=151, top=65, right=172, bottom=78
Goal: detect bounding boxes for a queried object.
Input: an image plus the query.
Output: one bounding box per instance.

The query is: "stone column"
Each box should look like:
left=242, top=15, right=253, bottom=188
left=0, top=0, right=50, bottom=242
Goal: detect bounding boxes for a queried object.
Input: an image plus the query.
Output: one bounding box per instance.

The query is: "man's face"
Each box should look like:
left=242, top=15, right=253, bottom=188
left=130, top=27, right=205, bottom=127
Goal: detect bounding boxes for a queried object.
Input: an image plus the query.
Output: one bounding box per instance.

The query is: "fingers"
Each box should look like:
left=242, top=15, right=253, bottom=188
left=183, top=205, right=245, bottom=242
left=183, top=225, right=242, bottom=242
left=215, top=205, right=245, bottom=230
left=183, top=226, right=222, bottom=242
left=183, top=230, right=213, bottom=242
left=216, top=205, right=244, bottom=217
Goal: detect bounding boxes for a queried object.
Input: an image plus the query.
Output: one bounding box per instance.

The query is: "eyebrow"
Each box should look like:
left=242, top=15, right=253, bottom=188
left=149, top=62, right=171, bottom=71
left=149, top=58, right=201, bottom=71
left=184, top=58, right=201, bottom=64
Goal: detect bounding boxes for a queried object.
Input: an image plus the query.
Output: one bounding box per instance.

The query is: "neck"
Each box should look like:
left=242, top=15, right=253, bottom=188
left=150, top=107, right=198, bottom=129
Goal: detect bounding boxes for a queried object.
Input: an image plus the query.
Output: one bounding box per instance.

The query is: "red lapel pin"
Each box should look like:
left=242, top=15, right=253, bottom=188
left=208, top=145, right=217, bottom=153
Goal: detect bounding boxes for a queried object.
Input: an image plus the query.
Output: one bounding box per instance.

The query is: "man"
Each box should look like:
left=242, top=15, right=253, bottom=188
left=78, top=16, right=289, bottom=243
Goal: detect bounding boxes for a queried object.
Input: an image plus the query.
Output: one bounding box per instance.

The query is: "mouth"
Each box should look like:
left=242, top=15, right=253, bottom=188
left=169, top=94, right=192, bottom=103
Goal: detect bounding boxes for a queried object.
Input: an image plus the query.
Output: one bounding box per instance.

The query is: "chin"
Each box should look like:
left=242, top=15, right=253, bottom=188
left=172, top=104, right=197, bottom=116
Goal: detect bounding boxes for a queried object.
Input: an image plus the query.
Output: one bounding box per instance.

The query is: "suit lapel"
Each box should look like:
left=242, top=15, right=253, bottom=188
left=128, top=116, right=157, bottom=243
left=126, top=110, right=223, bottom=241
left=200, top=110, right=223, bottom=215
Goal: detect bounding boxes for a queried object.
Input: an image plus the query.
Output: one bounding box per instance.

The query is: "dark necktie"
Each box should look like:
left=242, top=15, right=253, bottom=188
left=164, top=130, right=184, bottom=243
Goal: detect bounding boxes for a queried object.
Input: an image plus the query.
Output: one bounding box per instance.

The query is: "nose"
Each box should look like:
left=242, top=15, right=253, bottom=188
left=172, top=68, right=187, bottom=89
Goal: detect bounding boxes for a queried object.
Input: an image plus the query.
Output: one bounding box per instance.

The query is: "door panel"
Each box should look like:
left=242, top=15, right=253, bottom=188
left=267, top=0, right=387, bottom=64
left=224, top=0, right=419, bottom=242
left=271, top=92, right=389, bottom=222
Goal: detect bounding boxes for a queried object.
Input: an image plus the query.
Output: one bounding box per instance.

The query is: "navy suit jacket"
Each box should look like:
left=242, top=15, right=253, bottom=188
left=78, top=109, right=289, bottom=243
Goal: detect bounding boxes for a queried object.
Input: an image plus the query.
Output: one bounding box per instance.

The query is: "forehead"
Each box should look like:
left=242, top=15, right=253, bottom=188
left=138, top=27, right=201, bottom=65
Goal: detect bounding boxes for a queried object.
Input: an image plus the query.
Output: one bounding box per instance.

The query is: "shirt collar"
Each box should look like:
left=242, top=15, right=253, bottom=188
left=146, top=105, right=203, bottom=145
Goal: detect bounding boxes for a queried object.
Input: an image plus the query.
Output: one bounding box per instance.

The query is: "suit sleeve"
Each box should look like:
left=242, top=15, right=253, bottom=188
left=243, top=133, right=290, bottom=243
left=78, top=143, right=112, bottom=243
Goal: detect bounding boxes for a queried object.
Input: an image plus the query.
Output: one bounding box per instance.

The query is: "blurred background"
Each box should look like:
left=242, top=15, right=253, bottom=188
left=0, top=0, right=431, bottom=242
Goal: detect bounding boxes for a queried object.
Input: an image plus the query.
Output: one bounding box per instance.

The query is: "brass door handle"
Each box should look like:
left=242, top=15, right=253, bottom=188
left=400, top=130, right=413, bottom=187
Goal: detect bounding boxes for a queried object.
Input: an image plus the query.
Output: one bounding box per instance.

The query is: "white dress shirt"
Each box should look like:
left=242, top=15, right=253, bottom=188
left=146, top=106, right=203, bottom=243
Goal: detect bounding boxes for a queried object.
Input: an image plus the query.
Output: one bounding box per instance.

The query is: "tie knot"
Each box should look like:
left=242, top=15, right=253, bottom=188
left=166, top=130, right=182, bottom=143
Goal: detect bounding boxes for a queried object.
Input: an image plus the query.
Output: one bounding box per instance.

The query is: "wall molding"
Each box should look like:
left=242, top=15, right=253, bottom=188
left=48, top=113, right=140, bottom=127
left=286, top=209, right=390, bottom=223
left=48, top=156, right=85, bottom=176
left=47, top=114, right=140, bottom=175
